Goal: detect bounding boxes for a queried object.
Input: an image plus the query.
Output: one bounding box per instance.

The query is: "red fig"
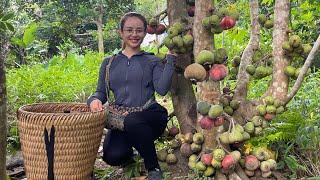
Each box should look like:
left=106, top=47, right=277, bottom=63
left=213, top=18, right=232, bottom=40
left=209, top=64, right=228, bottom=81
left=199, top=116, right=215, bottom=130
left=264, top=113, right=275, bottom=121
left=245, top=155, right=260, bottom=171
left=201, top=153, right=213, bottom=166
left=220, top=16, right=236, bottom=30
left=169, top=126, right=180, bottom=137
left=221, top=154, right=236, bottom=171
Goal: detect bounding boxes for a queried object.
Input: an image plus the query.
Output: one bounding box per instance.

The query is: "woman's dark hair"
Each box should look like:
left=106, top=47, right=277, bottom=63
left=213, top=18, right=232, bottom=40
left=120, top=12, right=147, bottom=31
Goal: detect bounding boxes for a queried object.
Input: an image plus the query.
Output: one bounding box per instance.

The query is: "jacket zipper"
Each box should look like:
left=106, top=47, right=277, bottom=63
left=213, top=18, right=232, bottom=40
left=125, top=59, right=130, bottom=97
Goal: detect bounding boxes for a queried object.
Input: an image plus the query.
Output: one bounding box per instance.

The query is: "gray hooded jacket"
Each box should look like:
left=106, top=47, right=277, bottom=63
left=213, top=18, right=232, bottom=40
left=87, top=51, right=176, bottom=107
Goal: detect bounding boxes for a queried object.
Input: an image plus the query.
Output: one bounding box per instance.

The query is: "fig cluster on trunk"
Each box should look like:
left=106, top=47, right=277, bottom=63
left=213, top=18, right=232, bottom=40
left=185, top=47, right=229, bottom=83
left=282, top=34, right=312, bottom=82
left=201, top=7, right=239, bottom=34
left=245, top=49, right=274, bottom=79
left=219, top=89, right=240, bottom=116
left=283, top=34, right=312, bottom=59
left=177, top=132, right=205, bottom=158
left=229, top=56, right=241, bottom=80
left=196, top=101, right=226, bottom=130
left=243, top=148, right=277, bottom=178
left=249, top=96, right=286, bottom=136
left=163, top=22, right=194, bottom=54
left=258, top=14, right=273, bottom=29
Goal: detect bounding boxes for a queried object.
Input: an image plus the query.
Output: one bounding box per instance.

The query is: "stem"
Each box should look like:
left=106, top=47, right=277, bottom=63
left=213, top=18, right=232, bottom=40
left=216, top=136, right=230, bottom=154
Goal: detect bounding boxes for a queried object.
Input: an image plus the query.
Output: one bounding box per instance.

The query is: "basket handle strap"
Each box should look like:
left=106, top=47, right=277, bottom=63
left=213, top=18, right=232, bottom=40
left=44, top=126, right=55, bottom=180
left=105, top=55, right=116, bottom=103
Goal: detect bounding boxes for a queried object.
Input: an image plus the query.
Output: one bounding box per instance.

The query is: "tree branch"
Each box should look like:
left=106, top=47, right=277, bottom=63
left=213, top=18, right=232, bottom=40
left=285, top=34, right=320, bottom=104
left=234, top=0, right=260, bottom=101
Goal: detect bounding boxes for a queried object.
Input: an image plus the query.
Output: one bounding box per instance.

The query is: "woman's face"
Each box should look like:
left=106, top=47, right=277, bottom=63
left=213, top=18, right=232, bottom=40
left=120, top=17, right=146, bottom=50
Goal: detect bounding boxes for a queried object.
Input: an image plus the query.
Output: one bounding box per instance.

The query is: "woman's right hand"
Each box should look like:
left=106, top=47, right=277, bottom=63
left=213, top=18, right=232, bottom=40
left=90, top=99, right=103, bottom=112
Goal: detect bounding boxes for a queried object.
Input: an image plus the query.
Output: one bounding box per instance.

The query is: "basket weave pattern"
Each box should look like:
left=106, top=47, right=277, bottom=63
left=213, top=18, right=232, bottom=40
left=18, top=103, right=106, bottom=180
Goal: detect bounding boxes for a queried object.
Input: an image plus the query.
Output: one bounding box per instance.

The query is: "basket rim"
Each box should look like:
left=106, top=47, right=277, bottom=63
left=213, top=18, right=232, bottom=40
left=18, top=102, right=106, bottom=116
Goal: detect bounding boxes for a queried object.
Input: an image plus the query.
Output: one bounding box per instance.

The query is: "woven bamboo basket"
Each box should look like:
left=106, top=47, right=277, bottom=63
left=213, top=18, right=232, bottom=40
left=17, top=103, right=106, bottom=180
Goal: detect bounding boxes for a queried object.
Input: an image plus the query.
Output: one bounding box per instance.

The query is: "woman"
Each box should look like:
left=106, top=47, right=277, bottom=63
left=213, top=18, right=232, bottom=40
left=87, top=12, right=177, bottom=180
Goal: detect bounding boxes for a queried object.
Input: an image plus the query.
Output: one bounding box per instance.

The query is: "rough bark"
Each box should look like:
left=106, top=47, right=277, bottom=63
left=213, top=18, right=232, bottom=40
left=96, top=4, right=104, bottom=54
left=0, top=34, right=9, bottom=180
left=234, top=0, right=260, bottom=102
left=193, top=0, right=219, bottom=150
left=167, top=0, right=196, bottom=134
left=266, top=0, right=290, bottom=100
left=285, top=34, right=320, bottom=104
left=232, top=0, right=261, bottom=124
left=167, top=0, right=197, bottom=175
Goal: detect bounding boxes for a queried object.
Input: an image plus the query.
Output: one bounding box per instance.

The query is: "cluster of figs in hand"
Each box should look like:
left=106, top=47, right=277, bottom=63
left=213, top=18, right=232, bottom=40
left=147, top=17, right=166, bottom=35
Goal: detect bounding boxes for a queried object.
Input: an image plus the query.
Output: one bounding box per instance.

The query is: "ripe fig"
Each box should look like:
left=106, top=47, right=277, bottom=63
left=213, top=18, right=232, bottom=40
left=199, top=116, right=215, bottom=130
left=220, top=16, right=236, bottom=30
left=169, top=126, right=180, bottom=137
left=222, top=154, right=236, bottom=171
left=180, top=143, right=192, bottom=157
left=201, top=153, right=213, bottom=166
left=209, top=64, right=228, bottom=81
left=245, top=155, right=260, bottom=171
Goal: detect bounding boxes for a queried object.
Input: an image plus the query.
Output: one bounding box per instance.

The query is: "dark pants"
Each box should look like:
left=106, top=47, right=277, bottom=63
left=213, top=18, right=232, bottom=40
left=102, top=103, right=168, bottom=170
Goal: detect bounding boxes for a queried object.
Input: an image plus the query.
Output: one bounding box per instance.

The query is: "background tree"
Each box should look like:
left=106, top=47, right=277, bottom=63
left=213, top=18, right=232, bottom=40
left=0, top=3, right=14, bottom=179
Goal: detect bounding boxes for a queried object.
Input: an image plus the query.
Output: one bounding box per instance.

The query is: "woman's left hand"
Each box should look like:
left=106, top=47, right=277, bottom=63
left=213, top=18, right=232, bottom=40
left=167, top=50, right=178, bottom=57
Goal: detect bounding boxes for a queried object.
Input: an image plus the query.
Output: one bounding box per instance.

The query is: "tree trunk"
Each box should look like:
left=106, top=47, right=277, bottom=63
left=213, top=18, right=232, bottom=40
left=265, top=0, right=290, bottom=100
left=167, top=0, right=196, bottom=135
left=0, top=34, right=8, bottom=180
left=96, top=5, right=104, bottom=54
left=193, top=0, right=219, bottom=149
left=167, top=0, right=197, bottom=175
left=233, top=0, right=260, bottom=124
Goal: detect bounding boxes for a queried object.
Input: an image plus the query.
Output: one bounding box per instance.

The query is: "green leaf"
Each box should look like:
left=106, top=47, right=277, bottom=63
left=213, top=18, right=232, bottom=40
left=10, top=37, right=25, bottom=47
left=5, top=22, right=14, bottom=32
left=0, top=21, right=7, bottom=31
left=23, top=22, right=38, bottom=47
left=1, top=12, right=14, bottom=21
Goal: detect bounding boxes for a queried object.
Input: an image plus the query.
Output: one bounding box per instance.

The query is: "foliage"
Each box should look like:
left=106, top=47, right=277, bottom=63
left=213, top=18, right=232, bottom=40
left=134, top=0, right=167, bottom=20
left=246, top=70, right=320, bottom=178
left=0, top=11, right=15, bottom=32
left=94, top=167, right=117, bottom=179
left=7, top=51, right=104, bottom=109
left=11, top=22, right=37, bottom=48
